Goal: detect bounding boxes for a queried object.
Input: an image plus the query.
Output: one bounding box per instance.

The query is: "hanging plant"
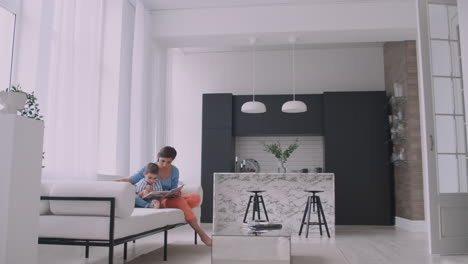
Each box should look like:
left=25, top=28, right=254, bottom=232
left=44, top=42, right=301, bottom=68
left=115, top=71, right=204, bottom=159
left=7, top=84, right=44, bottom=120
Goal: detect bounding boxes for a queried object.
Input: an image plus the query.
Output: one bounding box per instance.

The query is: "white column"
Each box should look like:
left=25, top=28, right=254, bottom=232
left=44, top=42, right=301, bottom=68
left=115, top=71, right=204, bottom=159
left=0, top=114, right=44, bottom=264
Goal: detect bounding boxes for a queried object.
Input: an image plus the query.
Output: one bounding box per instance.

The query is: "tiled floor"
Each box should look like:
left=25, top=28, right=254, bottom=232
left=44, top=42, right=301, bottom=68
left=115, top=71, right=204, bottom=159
left=38, top=224, right=468, bottom=264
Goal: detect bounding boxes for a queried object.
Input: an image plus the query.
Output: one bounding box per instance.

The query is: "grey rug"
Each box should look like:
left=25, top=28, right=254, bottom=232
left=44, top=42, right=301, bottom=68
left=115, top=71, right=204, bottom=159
left=127, top=242, right=348, bottom=264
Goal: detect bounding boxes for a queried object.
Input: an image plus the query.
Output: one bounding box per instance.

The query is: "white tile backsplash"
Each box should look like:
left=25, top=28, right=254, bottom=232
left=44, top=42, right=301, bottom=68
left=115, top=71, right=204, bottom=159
left=235, top=136, right=324, bottom=173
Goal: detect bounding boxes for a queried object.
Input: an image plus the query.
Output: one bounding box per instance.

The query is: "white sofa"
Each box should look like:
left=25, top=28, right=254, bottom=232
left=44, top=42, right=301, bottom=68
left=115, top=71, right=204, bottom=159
left=39, top=181, right=203, bottom=263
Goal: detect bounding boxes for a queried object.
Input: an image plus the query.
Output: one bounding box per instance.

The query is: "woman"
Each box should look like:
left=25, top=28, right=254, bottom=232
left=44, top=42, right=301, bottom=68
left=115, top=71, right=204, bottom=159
left=117, top=146, right=212, bottom=246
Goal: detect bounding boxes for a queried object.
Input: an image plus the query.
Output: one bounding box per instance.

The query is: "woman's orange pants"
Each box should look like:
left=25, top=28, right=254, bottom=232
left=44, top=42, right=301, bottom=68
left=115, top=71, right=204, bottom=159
left=161, top=193, right=201, bottom=221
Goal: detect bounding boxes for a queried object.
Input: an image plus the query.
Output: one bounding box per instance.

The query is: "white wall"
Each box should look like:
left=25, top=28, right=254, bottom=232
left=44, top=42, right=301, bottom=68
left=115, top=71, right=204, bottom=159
left=0, top=0, right=19, bottom=13
left=167, top=45, right=385, bottom=185
left=0, top=6, right=14, bottom=90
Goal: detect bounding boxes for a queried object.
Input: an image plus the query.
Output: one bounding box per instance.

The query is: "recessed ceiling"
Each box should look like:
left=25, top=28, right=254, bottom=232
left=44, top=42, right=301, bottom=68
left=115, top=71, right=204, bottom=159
left=142, top=0, right=409, bottom=11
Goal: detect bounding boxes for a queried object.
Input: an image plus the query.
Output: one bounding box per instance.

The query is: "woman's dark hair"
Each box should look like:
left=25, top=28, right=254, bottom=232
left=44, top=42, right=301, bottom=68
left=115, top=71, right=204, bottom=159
left=144, top=163, right=159, bottom=175
left=158, top=146, right=177, bottom=159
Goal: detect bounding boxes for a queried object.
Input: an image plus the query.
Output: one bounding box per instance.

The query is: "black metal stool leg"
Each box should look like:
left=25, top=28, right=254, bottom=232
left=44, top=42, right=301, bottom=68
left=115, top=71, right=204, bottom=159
left=305, top=196, right=312, bottom=238
left=316, top=196, right=323, bottom=236
left=256, top=195, right=261, bottom=220
left=317, top=196, right=330, bottom=238
left=243, top=196, right=253, bottom=223
left=259, top=196, right=269, bottom=221
left=194, top=231, right=198, bottom=245
left=312, top=193, right=316, bottom=212
left=298, top=196, right=310, bottom=236
left=252, top=194, right=257, bottom=221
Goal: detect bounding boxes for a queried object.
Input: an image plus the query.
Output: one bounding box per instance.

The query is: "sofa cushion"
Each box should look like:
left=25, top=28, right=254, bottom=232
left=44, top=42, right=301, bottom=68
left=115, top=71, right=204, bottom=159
left=49, top=181, right=134, bottom=218
left=39, top=208, right=185, bottom=240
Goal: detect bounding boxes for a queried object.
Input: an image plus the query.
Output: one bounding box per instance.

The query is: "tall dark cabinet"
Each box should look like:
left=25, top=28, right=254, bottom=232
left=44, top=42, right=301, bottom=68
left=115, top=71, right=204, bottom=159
left=323, top=92, right=393, bottom=225
left=201, top=94, right=234, bottom=223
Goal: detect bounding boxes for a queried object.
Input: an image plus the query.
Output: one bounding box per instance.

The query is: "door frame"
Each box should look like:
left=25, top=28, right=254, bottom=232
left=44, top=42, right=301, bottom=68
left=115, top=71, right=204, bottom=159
left=417, top=0, right=468, bottom=254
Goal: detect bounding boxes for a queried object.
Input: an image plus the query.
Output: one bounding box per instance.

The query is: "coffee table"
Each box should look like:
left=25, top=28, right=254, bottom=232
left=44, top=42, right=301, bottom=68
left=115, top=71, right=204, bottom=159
left=212, top=225, right=291, bottom=264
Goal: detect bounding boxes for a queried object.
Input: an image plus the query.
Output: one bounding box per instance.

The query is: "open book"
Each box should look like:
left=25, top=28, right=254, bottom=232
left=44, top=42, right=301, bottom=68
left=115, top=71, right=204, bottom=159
left=142, top=184, right=184, bottom=200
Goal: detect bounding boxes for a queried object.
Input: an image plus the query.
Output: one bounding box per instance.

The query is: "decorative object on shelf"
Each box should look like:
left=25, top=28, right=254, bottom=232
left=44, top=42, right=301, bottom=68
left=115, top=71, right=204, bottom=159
left=242, top=159, right=260, bottom=172
left=388, top=92, right=407, bottom=166
left=263, top=139, right=299, bottom=173
left=0, top=84, right=43, bottom=120
left=393, top=82, right=404, bottom=97
left=282, top=36, right=307, bottom=113
left=241, top=37, right=266, bottom=114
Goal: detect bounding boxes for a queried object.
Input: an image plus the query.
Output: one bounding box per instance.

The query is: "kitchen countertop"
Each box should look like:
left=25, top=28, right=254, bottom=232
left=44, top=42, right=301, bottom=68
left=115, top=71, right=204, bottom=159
left=213, top=173, right=335, bottom=236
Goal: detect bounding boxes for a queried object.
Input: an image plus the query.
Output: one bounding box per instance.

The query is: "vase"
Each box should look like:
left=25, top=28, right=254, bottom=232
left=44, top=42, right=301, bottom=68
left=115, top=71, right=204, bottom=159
left=0, top=91, right=27, bottom=114
left=277, top=160, right=287, bottom=173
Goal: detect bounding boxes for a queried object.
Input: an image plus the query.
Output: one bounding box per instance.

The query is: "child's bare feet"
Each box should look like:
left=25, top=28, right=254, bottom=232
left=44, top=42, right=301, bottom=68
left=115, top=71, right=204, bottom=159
left=200, top=234, right=212, bottom=247
left=148, top=200, right=160, bottom=209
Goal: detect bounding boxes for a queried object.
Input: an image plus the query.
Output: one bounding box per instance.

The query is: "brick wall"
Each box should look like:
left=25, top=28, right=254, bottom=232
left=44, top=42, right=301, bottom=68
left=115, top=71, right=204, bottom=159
left=384, top=41, right=425, bottom=220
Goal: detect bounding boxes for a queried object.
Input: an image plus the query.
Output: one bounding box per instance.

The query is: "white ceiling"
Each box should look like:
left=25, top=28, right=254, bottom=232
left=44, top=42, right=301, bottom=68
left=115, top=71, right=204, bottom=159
left=142, top=0, right=410, bottom=11
left=179, top=42, right=384, bottom=54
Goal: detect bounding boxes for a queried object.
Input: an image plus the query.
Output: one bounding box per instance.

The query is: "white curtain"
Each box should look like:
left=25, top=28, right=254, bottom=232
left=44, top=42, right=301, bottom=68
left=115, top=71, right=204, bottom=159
left=129, top=0, right=153, bottom=173
left=129, top=0, right=164, bottom=173
left=29, top=0, right=161, bottom=180
left=41, top=0, right=103, bottom=180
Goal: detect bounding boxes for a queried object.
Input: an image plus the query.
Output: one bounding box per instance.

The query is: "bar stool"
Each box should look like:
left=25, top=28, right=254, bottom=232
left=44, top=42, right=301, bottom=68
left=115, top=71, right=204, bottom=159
left=242, top=190, right=269, bottom=223
left=298, top=190, right=330, bottom=238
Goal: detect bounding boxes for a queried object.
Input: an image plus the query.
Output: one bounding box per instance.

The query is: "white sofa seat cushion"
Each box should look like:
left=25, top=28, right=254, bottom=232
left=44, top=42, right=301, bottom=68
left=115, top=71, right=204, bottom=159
left=39, top=208, right=185, bottom=240
left=49, top=182, right=134, bottom=218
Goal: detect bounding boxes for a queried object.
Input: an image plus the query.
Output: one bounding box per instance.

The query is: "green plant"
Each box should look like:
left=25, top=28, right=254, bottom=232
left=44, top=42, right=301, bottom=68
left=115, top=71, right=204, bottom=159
left=263, top=139, right=299, bottom=162
left=7, top=84, right=43, bottom=120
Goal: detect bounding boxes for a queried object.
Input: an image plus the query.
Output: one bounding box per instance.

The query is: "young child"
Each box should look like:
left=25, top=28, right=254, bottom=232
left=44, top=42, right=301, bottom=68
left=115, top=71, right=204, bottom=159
left=134, top=162, right=163, bottom=209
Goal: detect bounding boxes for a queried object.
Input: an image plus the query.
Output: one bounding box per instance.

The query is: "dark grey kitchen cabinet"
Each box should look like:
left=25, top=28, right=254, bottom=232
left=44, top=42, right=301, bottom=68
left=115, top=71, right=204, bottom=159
left=323, top=91, right=393, bottom=225
left=201, top=94, right=234, bottom=223
left=202, top=93, right=233, bottom=129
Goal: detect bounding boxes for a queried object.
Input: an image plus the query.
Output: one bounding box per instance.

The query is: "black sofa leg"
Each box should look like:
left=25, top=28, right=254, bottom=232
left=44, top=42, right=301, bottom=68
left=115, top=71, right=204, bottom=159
left=195, top=231, right=198, bottom=245
left=124, top=242, right=127, bottom=260
left=108, top=245, right=114, bottom=264
left=164, top=230, right=168, bottom=261
left=85, top=244, right=89, bottom=258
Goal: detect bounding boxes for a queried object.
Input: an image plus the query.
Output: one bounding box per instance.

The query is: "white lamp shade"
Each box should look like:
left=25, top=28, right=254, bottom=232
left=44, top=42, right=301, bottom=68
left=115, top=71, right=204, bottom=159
left=241, top=101, right=266, bottom=113
left=281, top=100, right=307, bottom=113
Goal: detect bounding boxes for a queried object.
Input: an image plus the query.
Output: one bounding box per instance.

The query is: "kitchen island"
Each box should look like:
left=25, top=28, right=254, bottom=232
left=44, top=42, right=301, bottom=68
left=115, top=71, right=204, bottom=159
left=213, top=173, right=335, bottom=236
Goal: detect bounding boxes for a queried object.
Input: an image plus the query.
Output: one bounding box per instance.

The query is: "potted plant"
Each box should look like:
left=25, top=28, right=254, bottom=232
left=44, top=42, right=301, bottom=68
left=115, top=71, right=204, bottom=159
left=0, top=85, right=43, bottom=120
left=0, top=85, right=28, bottom=114
left=263, top=139, right=299, bottom=173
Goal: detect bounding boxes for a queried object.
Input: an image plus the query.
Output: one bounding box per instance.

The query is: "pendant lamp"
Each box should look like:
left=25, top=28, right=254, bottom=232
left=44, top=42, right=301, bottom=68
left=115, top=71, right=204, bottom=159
left=282, top=37, right=307, bottom=113
left=241, top=38, right=266, bottom=114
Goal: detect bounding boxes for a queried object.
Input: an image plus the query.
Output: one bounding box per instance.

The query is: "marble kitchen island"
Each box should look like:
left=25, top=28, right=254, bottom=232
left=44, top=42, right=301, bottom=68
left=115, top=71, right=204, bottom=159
left=213, top=173, right=335, bottom=236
